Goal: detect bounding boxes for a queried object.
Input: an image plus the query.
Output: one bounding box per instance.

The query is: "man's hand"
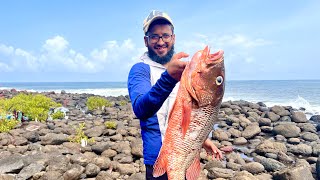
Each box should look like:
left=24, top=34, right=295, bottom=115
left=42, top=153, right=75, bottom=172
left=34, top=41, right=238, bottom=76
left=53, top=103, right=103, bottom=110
left=203, top=138, right=223, bottom=160
left=165, top=52, right=189, bottom=81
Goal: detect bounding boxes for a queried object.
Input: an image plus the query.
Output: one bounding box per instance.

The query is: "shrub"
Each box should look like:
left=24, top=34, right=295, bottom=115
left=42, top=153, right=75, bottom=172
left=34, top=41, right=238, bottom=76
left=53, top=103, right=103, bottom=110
left=86, top=96, right=112, bottom=111
left=105, top=121, right=117, bottom=129
left=0, top=93, right=61, bottom=122
left=51, top=111, right=65, bottom=119
left=119, top=100, right=127, bottom=106
left=68, top=122, right=95, bottom=144
left=0, top=109, right=19, bottom=133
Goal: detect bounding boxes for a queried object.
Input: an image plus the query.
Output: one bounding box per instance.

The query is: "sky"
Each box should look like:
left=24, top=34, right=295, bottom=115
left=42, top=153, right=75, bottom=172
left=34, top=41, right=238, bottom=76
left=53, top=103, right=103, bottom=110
left=0, top=0, right=319, bottom=82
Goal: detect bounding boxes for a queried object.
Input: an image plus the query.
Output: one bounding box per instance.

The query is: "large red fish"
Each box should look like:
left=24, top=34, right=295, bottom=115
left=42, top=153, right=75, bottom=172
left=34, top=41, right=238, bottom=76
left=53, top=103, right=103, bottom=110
left=153, top=46, right=225, bottom=180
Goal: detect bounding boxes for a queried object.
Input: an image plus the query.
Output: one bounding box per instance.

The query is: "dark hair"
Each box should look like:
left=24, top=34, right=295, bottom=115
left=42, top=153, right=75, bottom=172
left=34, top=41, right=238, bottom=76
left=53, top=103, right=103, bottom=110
left=146, top=19, right=174, bottom=35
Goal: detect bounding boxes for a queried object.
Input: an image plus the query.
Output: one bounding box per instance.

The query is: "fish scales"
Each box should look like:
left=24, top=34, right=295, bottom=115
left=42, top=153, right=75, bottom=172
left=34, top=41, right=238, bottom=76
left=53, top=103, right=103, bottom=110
left=153, top=46, right=225, bottom=180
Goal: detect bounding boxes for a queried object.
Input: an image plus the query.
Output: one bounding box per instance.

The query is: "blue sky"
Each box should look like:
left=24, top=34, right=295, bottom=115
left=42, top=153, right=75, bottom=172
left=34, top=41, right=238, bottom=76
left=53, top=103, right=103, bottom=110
left=0, top=0, right=319, bottom=82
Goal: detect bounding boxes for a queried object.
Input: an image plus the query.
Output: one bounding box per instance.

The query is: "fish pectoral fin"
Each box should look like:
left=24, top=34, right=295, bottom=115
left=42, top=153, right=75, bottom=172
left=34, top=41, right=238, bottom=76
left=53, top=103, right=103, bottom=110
left=181, top=100, right=192, bottom=137
left=153, top=152, right=167, bottom=178
left=186, top=156, right=201, bottom=180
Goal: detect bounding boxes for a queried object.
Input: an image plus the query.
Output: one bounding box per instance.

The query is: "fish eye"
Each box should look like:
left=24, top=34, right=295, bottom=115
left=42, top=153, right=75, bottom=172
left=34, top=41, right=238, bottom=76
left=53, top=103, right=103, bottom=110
left=216, top=76, right=223, bottom=85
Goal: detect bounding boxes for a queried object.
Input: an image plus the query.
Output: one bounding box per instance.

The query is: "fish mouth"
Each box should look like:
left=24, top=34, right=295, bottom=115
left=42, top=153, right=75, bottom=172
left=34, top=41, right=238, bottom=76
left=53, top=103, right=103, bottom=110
left=208, top=50, right=224, bottom=64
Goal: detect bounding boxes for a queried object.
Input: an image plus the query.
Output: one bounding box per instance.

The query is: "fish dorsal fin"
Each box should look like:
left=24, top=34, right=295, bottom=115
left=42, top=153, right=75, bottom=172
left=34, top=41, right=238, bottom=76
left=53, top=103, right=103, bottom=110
left=186, top=155, right=201, bottom=180
left=181, top=99, right=192, bottom=137
left=153, top=150, right=167, bottom=178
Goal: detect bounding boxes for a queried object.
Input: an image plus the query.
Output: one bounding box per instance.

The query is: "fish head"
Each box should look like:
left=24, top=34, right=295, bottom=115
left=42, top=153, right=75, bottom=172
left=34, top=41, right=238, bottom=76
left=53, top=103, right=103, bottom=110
left=182, top=46, right=225, bottom=107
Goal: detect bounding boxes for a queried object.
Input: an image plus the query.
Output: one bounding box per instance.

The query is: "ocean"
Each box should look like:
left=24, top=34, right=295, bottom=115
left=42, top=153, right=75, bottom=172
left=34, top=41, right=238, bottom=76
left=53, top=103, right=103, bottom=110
left=1, top=80, right=319, bottom=117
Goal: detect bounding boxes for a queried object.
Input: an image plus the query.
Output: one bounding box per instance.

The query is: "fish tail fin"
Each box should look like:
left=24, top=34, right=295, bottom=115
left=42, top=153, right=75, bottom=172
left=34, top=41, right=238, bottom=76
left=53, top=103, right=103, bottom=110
left=153, top=151, right=167, bottom=177
left=186, top=155, right=201, bottom=180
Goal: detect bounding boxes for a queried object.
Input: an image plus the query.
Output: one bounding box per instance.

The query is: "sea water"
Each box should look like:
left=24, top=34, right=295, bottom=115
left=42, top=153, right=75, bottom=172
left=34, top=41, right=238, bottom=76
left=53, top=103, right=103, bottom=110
left=1, top=80, right=319, bottom=116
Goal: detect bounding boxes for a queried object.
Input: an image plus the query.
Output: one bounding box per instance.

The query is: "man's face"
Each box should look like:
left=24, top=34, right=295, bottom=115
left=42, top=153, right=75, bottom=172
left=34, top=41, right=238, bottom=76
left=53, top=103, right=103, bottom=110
left=144, top=24, right=175, bottom=65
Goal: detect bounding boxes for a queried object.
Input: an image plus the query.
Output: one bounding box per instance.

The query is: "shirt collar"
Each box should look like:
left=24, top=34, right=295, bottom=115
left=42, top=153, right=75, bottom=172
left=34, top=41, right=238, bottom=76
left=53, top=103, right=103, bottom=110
left=140, top=52, right=166, bottom=69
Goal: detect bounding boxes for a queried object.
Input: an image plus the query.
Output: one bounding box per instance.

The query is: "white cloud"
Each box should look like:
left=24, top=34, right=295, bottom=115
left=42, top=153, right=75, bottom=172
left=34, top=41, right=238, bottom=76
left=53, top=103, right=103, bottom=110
left=43, top=35, right=69, bottom=53
left=0, top=62, right=12, bottom=72
left=0, top=36, right=142, bottom=74
left=178, top=33, right=272, bottom=65
left=0, top=44, right=14, bottom=55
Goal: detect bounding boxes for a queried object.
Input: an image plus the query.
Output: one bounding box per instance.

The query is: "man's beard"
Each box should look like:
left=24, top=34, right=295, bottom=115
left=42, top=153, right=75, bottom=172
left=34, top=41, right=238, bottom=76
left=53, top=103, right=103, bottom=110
left=147, top=45, right=175, bottom=65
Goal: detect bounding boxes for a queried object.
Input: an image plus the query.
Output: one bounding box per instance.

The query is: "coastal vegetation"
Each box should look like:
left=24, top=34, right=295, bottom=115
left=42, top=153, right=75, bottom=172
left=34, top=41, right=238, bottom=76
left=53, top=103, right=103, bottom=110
left=0, top=109, right=19, bottom=133
left=68, top=122, right=95, bottom=144
left=105, top=120, right=117, bottom=129
left=86, top=96, right=112, bottom=111
left=0, top=93, right=61, bottom=122
left=51, top=111, right=65, bottom=119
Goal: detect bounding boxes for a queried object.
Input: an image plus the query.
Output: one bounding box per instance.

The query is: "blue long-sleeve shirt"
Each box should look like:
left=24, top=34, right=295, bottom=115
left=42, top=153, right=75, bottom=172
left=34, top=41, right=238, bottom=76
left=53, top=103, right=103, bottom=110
left=127, top=54, right=178, bottom=165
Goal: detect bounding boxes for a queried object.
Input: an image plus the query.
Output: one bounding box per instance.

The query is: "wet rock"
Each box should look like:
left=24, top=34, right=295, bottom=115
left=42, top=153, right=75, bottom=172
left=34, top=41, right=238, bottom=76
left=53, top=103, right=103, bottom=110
left=288, top=138, right=300, bottom=145
left=312, top=144, right=320, bottom=156
left=117, top=163, right=136, bottom=175
left=213, top=129, right=230, bottom=141
left=128, top=173, right=145, bottom=180
left=91, top=142, right=110, bottom=154
left=0, top=155, right=24, bottom=174
left=101, top=149, right=117, bottom=158
left=273, top=124, right=301, bottom=138
left=0, top=174, right=16, bottom=180
left=277, top=151, right=294, bottom=164
left=271, top=106, right=290, bottom=116
left=266, top=112, right=280, bottom=122
left=234, top=137, right=248, bottom=145
left=16, top=162, right=45, bottom=180
left=310, top=115, right=320, bottom=123
left=291, top=111, right=308, bottom=123
left=298, top=123, right=317, bottom=133
left=258, top=118, right=271, bottom=126
left=207, top=167, right=235, bottom=179
left=228, top=128, right=242, bottom=138
left=241, top=162, right=265, bottom=174
left=84, top=126, right=104, bottom=138
left=255, top=140, right=287, bottom=154
left=273, top=165, right=313, bottom=180
left=131, top=138, right=143, bottom=158
left=95, top=171, right=113, bottom=180
left=301, top=132, right=319, bottom=141
left=24, top=131, right=40, bottom=142
left=63, top=164, right=85, bottom=180
left=40, top=133, right=68, bottom=145
left=287, top=144, right=313, bottom=156
left=70, top=154, right=89, bottom=166
left=226, top=162, right=242, bottom=171
left=254, top=155, right=285, bottom=172
left=85, top=163, right=100, bottom=177
left=40, top=171, right=64, bottom=180
left=93, top=156, right=111, bottom=170
left=233, top=171, right=256, bottom=180
left=242, top=124, right=261, bottom=139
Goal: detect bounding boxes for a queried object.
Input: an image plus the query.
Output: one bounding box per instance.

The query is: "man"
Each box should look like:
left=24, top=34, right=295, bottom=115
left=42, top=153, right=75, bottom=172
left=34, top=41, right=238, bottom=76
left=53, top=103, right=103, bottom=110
left=127, top=10, right=222, bottom=179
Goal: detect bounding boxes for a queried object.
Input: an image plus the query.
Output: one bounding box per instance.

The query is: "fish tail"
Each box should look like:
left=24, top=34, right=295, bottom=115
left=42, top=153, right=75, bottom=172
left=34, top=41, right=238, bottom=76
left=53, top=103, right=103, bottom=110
left=153, top=150, right=168, bottom=178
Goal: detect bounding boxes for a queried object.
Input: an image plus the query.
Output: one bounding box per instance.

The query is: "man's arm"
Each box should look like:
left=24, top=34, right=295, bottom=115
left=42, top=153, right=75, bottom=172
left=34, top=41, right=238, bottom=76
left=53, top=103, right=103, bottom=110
left=127, top=62, right=178, bottom=120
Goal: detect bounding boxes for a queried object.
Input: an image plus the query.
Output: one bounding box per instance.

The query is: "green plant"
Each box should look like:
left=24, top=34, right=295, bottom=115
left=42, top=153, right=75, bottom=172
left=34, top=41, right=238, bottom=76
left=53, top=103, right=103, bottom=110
left=51, top=111, right=65, bottom=119
left=0, top=119, right=19, bottom=133
left=86, top=96, right=112, bottom=111
left=104, top=121, right=117, bottom=129
left=0, top=93, right=61, bottom=122
left=119, top=100, right=127, bottom=106
left=68, top=122, right=95, bottom=144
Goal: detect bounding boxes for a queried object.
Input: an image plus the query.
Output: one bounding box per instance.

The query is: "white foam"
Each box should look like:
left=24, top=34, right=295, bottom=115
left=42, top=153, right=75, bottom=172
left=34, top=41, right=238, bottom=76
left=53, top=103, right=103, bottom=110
left=223, top=95, right=320, bottom=117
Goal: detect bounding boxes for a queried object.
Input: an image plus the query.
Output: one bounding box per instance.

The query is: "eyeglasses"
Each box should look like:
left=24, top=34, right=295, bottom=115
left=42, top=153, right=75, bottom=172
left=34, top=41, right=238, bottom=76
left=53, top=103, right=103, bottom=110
left=146, top=34, right=173, bottom=43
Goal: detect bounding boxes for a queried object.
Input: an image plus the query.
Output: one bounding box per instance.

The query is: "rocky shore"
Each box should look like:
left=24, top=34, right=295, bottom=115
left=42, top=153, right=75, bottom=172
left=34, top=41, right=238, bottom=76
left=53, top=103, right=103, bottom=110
left=1, top=89, right=320, bottom=180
